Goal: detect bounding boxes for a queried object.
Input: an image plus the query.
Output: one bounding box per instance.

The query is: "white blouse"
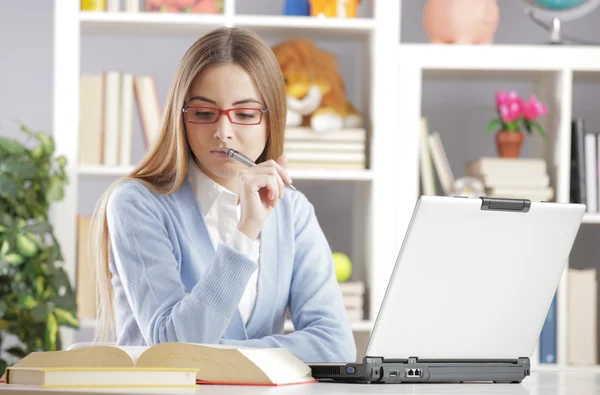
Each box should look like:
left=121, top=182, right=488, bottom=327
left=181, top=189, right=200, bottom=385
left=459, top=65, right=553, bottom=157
left=187, top=159, right=260, bottom=325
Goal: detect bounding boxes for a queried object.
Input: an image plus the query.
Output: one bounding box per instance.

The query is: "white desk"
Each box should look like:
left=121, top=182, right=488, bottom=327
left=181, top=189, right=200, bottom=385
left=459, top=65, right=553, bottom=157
left=0, top=370, right=599, bottom=395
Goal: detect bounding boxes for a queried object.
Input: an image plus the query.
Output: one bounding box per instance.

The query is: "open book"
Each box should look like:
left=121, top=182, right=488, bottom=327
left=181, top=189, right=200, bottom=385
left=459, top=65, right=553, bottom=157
left=5, top=342, right=315, bottom=386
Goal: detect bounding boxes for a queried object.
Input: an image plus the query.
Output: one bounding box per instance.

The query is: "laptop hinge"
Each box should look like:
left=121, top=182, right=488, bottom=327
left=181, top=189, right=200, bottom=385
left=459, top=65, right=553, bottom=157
left=480, top=197, right=531, bottom=212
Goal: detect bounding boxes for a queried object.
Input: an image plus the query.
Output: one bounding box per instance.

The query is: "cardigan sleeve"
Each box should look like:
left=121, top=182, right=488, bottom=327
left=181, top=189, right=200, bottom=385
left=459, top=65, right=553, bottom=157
left=220, top=193, right=357, bottom=363
left=106, top=181, right=257, bottom=345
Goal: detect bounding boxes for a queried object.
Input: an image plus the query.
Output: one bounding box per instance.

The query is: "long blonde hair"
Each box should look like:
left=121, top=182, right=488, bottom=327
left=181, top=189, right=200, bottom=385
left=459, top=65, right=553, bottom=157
left=89, top=27, right=286, bottom=343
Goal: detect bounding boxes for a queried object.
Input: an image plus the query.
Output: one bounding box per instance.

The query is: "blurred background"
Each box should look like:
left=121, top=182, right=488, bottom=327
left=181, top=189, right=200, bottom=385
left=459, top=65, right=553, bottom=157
left=2, top=0, right=600, bottom=370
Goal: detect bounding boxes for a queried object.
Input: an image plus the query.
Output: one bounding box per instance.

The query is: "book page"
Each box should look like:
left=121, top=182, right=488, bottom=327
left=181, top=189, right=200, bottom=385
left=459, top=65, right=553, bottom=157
left=117, top=346, right=150, bottom=364
left=135, top=342, right=273, bottom=384
left=240, top=348, right=312, bottom=384
left=10, top=346, right=135, bottom=369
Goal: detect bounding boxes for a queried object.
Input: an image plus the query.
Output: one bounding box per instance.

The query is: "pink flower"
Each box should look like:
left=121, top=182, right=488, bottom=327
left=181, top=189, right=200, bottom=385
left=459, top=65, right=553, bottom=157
left=496, top=90, right=524, bottom=123
left=524, top=95, right=548, bottom=121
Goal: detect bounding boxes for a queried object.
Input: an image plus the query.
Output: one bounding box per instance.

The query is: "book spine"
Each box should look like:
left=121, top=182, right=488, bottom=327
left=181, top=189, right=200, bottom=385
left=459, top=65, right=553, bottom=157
left=571, top=118, right=586, bottom=204
left=539, top=293, right=557, bottom=364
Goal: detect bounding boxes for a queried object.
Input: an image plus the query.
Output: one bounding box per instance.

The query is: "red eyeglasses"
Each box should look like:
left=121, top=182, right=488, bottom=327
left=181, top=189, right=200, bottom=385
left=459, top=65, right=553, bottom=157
left=182, top=106, right=268, bottom=125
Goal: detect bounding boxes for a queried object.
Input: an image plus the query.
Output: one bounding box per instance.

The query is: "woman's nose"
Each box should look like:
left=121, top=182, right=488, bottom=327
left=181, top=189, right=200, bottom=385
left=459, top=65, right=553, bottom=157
left=214, top=113, right=233, bottom=140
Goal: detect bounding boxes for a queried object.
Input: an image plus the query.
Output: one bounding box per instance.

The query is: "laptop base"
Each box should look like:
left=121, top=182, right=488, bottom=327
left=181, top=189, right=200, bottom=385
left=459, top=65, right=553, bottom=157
left=310, top=356, right=531, bottom=384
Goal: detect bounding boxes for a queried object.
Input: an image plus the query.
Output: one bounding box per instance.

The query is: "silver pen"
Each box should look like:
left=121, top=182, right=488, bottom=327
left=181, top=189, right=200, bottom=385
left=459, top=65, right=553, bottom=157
left=221, top=147, right=298, bottom=191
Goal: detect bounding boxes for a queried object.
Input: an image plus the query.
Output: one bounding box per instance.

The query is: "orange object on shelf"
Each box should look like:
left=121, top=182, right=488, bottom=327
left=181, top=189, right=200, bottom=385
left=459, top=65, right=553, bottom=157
left=309, top=0, right=360, bottom=18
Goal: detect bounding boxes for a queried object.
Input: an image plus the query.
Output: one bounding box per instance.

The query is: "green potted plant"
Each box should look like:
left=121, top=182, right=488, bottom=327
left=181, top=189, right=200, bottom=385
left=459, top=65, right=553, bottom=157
left=486, top=90, right=548, bottom=158
left=0, top=122, right=79, bottom=375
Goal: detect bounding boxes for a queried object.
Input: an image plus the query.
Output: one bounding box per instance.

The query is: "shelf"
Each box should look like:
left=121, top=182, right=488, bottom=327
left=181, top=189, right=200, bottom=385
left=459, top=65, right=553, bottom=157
left=79, top=11, right=375, bottom=37
left=398, top=43, right=600, bottom=75
left=285, top=320, right=372, bottom=332
left=582, top=214, right=600, bottom=224
left=233, top=15, right=375, bottom=38
left=80, top=11, right=226, bottom=35
left=78, top=165, right=373, bottom=181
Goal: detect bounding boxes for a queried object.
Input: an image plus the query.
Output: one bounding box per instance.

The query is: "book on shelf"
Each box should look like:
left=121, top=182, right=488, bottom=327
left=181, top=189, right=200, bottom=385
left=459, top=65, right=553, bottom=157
left=6, top=342, right=315, bottom=387
left=283, top=127, right=367, bottom=170
left=570, top=118, right=600, bottom=212
left=81, top=0, right=225, bottom=13
left=78, top=72, right=161, bottom=168
left=567, top=268, right=598, bottom=365
left=339, top=281, right=365, bottom=321
left=465, top=157, right=553, bottom=202
left=418, top=118, right=454, bottom=196
left=76, top=215, right=96, bottom=320
left=539, top=292, right=557, bottom=364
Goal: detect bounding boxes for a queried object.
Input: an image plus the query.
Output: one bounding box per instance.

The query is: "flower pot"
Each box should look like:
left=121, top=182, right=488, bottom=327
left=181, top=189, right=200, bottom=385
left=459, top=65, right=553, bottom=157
left=496, top=130, right=524, bottom=158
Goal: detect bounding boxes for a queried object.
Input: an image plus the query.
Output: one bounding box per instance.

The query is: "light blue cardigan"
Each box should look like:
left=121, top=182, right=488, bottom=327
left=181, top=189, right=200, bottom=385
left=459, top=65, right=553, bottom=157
left=105, top=177, right=356, bottom=363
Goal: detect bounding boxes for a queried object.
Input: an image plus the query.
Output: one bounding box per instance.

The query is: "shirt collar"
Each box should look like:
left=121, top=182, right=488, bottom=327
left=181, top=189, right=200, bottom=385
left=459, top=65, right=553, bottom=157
left=187, top=158, right=239, bottom=217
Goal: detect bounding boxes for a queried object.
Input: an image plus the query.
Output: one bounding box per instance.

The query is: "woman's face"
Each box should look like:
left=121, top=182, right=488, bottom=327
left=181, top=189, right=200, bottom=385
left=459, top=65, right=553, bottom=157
left=184, top=63, right=268, bottom=184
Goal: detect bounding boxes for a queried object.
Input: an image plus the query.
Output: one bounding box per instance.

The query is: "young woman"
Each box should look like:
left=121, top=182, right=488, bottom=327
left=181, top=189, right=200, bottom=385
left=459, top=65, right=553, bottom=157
left=90, top=27, right=356, bottom=363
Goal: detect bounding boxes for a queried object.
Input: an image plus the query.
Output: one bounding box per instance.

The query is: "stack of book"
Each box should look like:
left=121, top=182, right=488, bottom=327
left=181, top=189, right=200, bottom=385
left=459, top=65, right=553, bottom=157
left=283, top=127, right=367, bottom=170
left=465, top=157, right=553, bottom=201
left=339, top=281, right=365, bottom=321
left=78, top=72, right=161, bottom=167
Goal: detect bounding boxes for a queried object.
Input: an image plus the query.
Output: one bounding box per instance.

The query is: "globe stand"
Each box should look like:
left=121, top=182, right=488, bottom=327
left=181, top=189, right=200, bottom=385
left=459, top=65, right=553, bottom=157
left=525, top=0, right=600, bottom=46
left=548, top=17, right=563, bottom=45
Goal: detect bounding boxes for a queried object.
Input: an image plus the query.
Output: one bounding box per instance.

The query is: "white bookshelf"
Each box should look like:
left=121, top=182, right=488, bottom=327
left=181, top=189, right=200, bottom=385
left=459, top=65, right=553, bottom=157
left=52, top=0, right=401, bottom=355
left=395, top=43, right=600, bottom=370
left=79, top=12, right=376, bottom=36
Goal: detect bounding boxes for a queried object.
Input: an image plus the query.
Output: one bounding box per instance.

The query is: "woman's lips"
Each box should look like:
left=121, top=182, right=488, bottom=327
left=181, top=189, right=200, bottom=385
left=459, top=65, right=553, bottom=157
left=210, top=150, right=229, bottom=159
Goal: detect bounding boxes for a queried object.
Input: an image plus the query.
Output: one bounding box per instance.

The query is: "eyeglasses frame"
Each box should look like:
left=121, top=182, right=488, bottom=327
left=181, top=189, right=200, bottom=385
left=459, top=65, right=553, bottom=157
left=182, top=106, right=268, bottom=125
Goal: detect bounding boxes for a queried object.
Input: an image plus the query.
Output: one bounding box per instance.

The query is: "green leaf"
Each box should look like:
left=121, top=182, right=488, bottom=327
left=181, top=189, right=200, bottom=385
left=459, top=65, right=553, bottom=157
left=2, top=158, right=38, bottom=179
left=19, top=294, right=38, bottom=309
left=4, top=253, right=23, bottom=265
left=486, top=119, right=501, bottom=135
left=30, top=145, right=44, bottom=159
left=531, top=121, right=547, bottom=140
left=56, top=156, right=67, bottom=168
left=0, top=137, right=26, bottom=155
left=0, top=240, right=8, bottom=257
left=46, top=176, right=64, bottom=203
left=45, top=312, right=58, bottom=351
left=16, top=234, right=38, bottom=257
left=49, top=295, right=77, bottom=311
left=31, top=304, right=49, bottom=322
left=54, top=308, right=79, bottom=328
left=0, top=359, right=6, bottom=379
left=35, top=276, right=45, bottom=296
left=0, top=176, right=17, bottom=201
left=0, top=301, right=7, bottom=316
left=37, top=132, right=55, bottom=156
left=6, top=346, right=27, bottom=359
left=23, top=222, right=52, bottom=235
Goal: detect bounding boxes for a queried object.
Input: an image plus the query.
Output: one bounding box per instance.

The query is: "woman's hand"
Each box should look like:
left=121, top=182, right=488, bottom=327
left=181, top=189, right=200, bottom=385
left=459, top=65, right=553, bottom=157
left=237, top=155, right=292, bottom=240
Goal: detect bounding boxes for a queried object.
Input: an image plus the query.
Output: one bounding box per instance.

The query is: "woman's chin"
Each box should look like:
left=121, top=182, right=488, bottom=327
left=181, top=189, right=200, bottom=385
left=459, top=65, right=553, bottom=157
left=204, top=161, right=241, bottom=179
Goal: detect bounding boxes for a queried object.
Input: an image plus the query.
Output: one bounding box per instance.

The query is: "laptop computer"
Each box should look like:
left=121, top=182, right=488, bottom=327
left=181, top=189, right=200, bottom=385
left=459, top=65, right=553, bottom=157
left=310, top=195, right=585, bottom=384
